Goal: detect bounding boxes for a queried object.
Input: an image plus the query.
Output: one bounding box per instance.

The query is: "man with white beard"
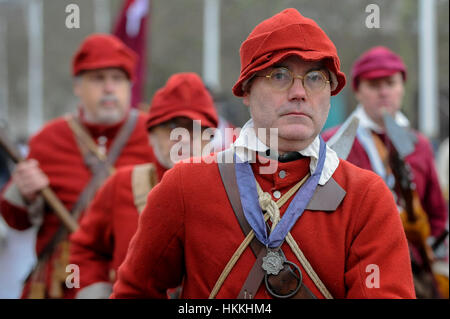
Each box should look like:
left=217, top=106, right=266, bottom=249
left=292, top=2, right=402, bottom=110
left=0, top=33, right=156, bottom=298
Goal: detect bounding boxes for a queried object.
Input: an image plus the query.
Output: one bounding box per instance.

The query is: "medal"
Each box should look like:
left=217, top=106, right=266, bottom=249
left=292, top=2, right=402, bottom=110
left=262, top=249, right=284, bottom=275
left=262, top=248, right=304, bottom=298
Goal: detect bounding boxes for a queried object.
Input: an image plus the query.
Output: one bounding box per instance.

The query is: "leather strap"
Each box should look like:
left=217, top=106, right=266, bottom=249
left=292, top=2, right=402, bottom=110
left=66, top=114, right=108, bottom=172
left=308, top=177, right=346, bottom=211
left=266, top=262, right=316, bottom=299
left=131, top=163, right=158, bottom=214
left=218, top=149, right=264, bottom=256
left=33, top=110, right=139, bottom=263
left=238, top=249, right=266, bottom=299
left=70, top=109, right=139, bottom=220
left=217, top=149, right=318, bottom=299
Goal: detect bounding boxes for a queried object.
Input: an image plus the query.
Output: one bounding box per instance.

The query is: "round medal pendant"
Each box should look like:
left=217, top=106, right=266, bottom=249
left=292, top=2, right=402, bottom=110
left=262, top=250, right=284, bottom=275
left=264, top=261, right=303, bottom=299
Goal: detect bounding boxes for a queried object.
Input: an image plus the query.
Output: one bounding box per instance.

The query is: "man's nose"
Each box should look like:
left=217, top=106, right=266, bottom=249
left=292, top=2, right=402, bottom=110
left=287, top=77, right=307, bottom=101
left=378, top=83, right=391, bottom=96
left=103, top=77, right=116, bottom=93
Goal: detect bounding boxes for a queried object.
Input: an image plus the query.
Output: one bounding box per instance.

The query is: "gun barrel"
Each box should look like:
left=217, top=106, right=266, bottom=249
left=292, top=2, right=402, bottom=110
left=432, top=229, right=449, bottom=251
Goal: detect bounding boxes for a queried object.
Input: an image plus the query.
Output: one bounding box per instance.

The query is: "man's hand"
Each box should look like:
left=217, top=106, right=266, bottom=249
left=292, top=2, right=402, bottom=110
left=12, top=159, right=49, bottom=203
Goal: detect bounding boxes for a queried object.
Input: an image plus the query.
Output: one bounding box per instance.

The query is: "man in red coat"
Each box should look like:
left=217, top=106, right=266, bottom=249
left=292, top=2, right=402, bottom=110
left=322, top=46, right=448, bottom=298
left=112, top=9, right=416, bottom=299
left=0, top=34, right=157, bottom=299
left=69, top=72, right=219, bottom=298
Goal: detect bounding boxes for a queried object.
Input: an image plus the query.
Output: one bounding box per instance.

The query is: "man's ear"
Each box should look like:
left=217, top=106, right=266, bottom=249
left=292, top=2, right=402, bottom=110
left=243, top=92, right=250, bottom=107
left=73, top=77, right=81, bottom=97
left=147, top=131, right=155, bottom=147
left=354, top=89, right=361, bottom=103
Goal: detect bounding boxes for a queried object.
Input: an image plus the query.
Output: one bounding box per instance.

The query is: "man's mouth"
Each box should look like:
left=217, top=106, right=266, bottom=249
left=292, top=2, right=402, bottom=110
left=100, top=99, right=118, bottom=108
left=282, top=111, right=309, bottom=117
left=378, top=102, right=391, bottom=108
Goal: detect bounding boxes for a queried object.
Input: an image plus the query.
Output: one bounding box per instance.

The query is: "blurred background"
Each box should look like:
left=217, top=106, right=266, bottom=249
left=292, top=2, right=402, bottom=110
left=0, top=0, right=448, bottom=299
left=0, top=0, right=448, bottom=145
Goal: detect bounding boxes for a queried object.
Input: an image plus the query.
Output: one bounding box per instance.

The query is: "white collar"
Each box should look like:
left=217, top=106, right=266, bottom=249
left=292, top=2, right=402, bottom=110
left=232, top=119, right=339, bottom=185
left=354, top=104, right=410, bottom=133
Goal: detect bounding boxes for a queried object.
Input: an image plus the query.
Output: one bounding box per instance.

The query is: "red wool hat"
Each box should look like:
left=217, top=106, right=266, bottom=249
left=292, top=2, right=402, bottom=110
left=232, top=8, right=346, bottom=97
left=351, top=46, right=407, bottom=91
left=72, top=33, right=138, bottom=80
left=146, top=73, right=219, bottom=130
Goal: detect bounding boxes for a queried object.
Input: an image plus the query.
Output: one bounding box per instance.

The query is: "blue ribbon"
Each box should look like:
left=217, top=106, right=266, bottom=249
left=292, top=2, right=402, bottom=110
left=235, top=137, right=326, bottom=248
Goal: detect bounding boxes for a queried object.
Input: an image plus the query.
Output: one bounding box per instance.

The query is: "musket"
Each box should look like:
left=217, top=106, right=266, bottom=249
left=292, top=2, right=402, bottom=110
left=0, top=127, right=78, bottom=233
left=383, top=112, right=442, bottom=297
left=432, top=229, right=449, bottom=252
left=388, top=144, right=433, bottom=256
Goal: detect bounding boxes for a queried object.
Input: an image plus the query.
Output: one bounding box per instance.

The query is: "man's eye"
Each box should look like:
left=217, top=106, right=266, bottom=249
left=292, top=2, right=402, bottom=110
left=387, top=80, right=395, bottom=86
left=306, top=72, right=323, bottom=82
left=113, top=75, right=125, bottom=81
left=91, top=75, right=103, bottom=81
left=272, top=71, right=289, bottom=80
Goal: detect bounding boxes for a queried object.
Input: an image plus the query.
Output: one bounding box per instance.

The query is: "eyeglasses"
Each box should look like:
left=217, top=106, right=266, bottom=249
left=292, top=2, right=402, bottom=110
left=255, top=67, right=330, bottom=94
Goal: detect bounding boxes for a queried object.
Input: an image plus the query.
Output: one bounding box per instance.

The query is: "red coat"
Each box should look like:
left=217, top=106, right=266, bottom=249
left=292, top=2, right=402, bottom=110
left=322, top=127, right=448, bottom=238
left=111, top=155, right=416, bottom=299
left=0, top=111, right=156, bottom=298
left=69, top=162, right=166, bottom=295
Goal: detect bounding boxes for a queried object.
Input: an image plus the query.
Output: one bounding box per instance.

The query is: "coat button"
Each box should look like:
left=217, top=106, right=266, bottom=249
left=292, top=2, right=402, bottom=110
left=278, top=170, right=286, bottom=179
left=273, top=190, right=281, bottom=199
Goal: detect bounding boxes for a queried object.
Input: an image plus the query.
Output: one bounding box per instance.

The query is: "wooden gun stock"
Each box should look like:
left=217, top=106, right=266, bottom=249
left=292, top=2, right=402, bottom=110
left=0, top=128, right=78, bottom=233
left=389, top=145, right=435, bottom=266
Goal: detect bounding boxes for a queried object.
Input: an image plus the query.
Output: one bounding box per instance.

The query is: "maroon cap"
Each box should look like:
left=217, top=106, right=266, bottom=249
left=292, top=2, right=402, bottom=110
left=351, top=46, right=407, bottom=90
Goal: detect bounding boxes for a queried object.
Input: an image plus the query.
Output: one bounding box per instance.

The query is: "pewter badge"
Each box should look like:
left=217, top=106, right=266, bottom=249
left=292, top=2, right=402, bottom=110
left=262, top=250, right=284, bottom=275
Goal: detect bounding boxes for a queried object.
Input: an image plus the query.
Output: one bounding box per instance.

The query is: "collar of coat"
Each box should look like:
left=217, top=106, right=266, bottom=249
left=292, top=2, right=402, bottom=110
left=353, top=104, right=410, bottom=134
left=232, top=119, right=339, bottom=186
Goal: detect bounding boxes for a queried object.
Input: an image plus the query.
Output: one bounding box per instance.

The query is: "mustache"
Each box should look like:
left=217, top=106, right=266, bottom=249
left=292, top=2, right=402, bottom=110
left=99, top=95, right=119, bottom=105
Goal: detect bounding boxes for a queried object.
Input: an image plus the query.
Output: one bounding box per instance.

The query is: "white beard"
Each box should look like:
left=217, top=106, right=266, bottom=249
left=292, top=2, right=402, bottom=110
left=83, top=106, right=125, bottom=125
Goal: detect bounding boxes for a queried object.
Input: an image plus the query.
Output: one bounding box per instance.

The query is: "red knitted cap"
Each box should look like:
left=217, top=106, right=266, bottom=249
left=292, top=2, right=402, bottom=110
left=72, top=33, right=137, bottom=80
left=146, top=73, right=219, bottom=130
left=232, top=8, right=346, bottom=97
left=351, top=46, right=407, bottom=90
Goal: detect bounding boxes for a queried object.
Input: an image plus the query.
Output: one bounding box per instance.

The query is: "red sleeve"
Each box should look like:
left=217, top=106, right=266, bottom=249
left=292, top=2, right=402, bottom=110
left=111, top=165, right=185, bottom=299
left=416, top=135, right=448, bottom=237
left=0, top=186, right=32, bottom=230
left=0, top=120, right=66, bottom=230
left=69, top=172, right=117, bottom=292
left=344, top=173, right=416, bottom=298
